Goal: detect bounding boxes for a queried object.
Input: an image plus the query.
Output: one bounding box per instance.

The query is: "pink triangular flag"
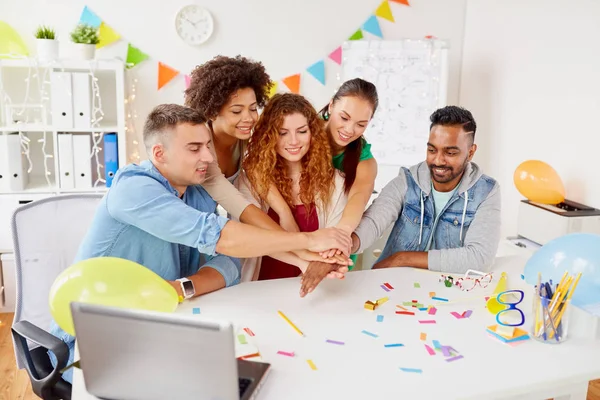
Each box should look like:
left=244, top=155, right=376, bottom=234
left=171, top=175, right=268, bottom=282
left=185, top=74, right=191, bottom=89
left=329, top=46, right=342, bottom=65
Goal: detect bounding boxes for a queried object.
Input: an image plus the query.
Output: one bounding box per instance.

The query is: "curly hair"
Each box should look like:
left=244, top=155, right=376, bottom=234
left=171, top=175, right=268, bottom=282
left=243, top=93, right=335, bottom=213
left=184, top=55, right=273, bottom=120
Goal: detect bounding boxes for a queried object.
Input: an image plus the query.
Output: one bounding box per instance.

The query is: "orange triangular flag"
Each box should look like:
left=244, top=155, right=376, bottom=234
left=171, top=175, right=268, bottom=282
left=282, top=74, right=301, bottom=94
left=158, top=62, right=179, bottom=90
left=390, top=0, right=410, bottom=5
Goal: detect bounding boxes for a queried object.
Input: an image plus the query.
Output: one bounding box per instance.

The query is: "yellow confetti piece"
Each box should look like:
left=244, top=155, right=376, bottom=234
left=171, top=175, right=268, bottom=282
left=429, top=292, right=436, bottom=298
left=420, top=332, right=427, bottom=341
left=376, top=297, right=389, bottom=305
left=307, top=359, right=317, bottom=370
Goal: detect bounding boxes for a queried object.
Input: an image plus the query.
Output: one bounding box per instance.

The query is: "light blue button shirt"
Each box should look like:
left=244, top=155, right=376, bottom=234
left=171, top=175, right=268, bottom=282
left=50, top=160, right=241, bottom=382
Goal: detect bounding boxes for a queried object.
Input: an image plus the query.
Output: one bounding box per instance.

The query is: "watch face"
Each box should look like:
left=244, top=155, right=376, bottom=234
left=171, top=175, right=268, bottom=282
left=175, top=5, right=214, bottom=46
left=182, top=280, right=195, bottom=297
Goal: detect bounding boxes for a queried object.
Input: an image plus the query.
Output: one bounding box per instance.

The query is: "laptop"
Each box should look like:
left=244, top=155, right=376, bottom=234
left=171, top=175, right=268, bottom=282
left=70, top=302, right=270, bottom=400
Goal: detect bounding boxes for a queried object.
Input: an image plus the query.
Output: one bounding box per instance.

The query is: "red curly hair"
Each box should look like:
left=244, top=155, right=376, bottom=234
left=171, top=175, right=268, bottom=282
left=243, top=93, right=335, bottom=213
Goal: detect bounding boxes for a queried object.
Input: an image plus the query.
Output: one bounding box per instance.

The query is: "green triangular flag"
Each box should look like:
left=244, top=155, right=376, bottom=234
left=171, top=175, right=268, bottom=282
left=349, top=29, right=364, bottom=41
left=126, top=43, right=149, bottom=69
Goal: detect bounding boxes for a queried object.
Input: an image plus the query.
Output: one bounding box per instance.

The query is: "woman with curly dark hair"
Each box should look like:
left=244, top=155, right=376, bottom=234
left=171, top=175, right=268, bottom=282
left=238, top=93, right=348, bottom=281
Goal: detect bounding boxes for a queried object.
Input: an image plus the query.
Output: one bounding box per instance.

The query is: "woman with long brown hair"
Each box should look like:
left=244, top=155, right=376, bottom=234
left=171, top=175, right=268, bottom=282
left=238, top=93, right=348, bottom=280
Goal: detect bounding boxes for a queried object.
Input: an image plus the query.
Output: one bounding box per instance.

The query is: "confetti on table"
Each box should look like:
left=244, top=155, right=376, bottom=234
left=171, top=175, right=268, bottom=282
left=441, top=346, right=452, bottom=357
left=396, top=311, right=415, bottom=315
left=446, top=355, right=464, bottom=362
left=376, top=297, right=389, bottom=305
left=485, top=296, right=490, bottom=301
left=399, top=367, right=423, bottom=374
left=420, top=332, right=427, bottom=341
left=326, top=339, right=345, bottom=345
left=244, top=327, right=255, bottom=336
left=238, top=334, right=247, bottom=344
left=403, top=301, right=413, bottom=306
left=419, top=320, right=436, bottom=324
left=429, top=292, right=436, bottom=298
left=377, top=315, right=384, bottom=322
left=425, top=344, right=436, bottom=355
left=428, top=307, right=437, bottom=315
left=307, top=359, right=317, bottom=370
left=238, top=352, right=261, bottom=360
left=384, top=282, right=394, bottom=290
left=418, top=307, right=428, bottom=311
left=380, top=284, right=391, bottom=292
left=277, top=351, right=295, bottom=357
left=451, top=312, right=464, bottom=319
left=463, top=310, right=473, bottom=318
left=362, top=330, right=378, bottom=338
left=414, top=282, right=421, bottom=288
left=364, top=300, right=376, bottom=310
left=396, top=305, right=408, bottom=311
left=432, top=340, right=442, bottom=349
left=431, top=296, right=448, bottom=302
left=384, top=343, right=404, bottom=348
left=278, top=310, right=304, bottom=337
left=192, top=307, right=200, bottom=314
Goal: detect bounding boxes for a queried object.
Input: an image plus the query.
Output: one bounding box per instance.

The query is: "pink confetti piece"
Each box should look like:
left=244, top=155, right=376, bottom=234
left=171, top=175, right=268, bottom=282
left=277, top=351, right=295, bottom=357
left=244, top=328, right=255, bottom=336
left=428, top=307, right=437, bottom=315
left=463, top=310, right=473, bottom=318
left=425, top=344, right=436, bottom=355
left=418, top=320, right=436, bottom=324
left=446, top=355, right=464, bottom=362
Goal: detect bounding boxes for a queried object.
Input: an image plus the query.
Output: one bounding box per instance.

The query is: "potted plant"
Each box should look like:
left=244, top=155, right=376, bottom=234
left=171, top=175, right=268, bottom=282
left=70, top=23, right=99, bottom=60
left=35, top=25, right=58, bottom=60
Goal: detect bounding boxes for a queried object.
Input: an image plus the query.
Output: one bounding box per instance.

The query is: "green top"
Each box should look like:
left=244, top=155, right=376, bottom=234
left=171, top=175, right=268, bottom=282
left=332, top=138, right=374, bottom=171
left=331, top=137, right=373, bottom=269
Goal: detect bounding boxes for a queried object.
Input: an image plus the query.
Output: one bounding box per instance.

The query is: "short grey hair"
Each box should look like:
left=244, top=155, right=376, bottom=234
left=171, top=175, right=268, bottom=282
left=143, top=104, right=207, bottom=154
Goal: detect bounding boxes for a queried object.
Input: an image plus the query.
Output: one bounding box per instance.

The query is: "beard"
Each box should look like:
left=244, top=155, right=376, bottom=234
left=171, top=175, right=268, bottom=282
left=428, top=158, right=469, bottom=184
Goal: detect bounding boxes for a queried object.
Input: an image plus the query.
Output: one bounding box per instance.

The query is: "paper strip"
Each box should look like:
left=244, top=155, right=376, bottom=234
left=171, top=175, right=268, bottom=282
left=428, top=307, right=437, bottom=315
left=399, top=367, right=422, bottom=373
left=429, top=292, right=436, bottom=298
left=420, top=332, right=427, bottom=341
left=238, top=334, right=247, bottom=344
left=384, top=282, right=394, bottom=289
left=380, top=284, right=390, bottom=292
left=192, top=308, right=200, bottom=314
left=277, top=351, right=295, bottom=357
left=384, top=343, right=404, bottom=348
left=362, top=330, right=378, bottom=338
left=451, top=312, right=463, bottom=319
left=376, top=297, right=389, bottom=305
left=432, top=340, right=442, bottom=349
left=396, top=311, right=415, bottom=315
left=377, top=315, right=384, bottom=322
left=432, top=296, right=449, bottom=302
left=418, top=307, right=428, bottom=311
left=238, top=352, right=260, bottom=360
left=419, top=320, right=436, bottom=324
left=446, top=355, right=464, bottom=362
left=403, top=301, right=413, bottom=306
left=441, top=346, right=451, bottom=357
left=307, top=359, right=317, bottom=370
left=326, top=339, right=345, bottom=345
left=463, top=310, right=473, bottom=318
left=424, top=344, right=436, bottom=355
left=244, top=328, right=255, bottom=337
left=414, top=282, right=421, bottom=288
left=396, top=305, right=408, bottom=311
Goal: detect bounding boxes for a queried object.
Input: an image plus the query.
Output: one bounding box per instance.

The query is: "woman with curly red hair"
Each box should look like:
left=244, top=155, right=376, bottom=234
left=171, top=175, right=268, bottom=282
left=238, top=93, right=348, bottom=280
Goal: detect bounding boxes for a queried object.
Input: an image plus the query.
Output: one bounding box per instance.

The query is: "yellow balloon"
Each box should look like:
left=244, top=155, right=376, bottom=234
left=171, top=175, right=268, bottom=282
left=513, top=160, right=565, bottom=204
left=0, top=21, right=29, bottom=58
left=49, top=257, right=178, bottom=336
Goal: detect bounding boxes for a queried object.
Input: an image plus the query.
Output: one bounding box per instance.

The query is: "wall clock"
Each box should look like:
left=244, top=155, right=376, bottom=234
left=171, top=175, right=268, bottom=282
left=175, top=5, right=214, bottom=46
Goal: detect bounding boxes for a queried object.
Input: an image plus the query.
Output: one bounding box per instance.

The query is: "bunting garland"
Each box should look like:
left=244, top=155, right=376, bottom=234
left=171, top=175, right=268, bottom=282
left=77, top=0, right=410, bottom=93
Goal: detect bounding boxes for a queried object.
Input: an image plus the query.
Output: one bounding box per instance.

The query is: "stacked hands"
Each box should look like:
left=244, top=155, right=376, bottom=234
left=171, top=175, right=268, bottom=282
left=285, top=222, right=356, bottom=298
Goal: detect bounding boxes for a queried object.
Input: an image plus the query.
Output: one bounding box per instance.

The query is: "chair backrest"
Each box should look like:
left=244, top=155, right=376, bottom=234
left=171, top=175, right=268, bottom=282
left=11, top=194, right=103, bottom=368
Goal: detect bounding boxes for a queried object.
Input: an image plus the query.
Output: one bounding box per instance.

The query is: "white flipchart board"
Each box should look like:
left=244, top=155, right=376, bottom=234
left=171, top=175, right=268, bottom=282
left=341, top=39, right=449, bottom=192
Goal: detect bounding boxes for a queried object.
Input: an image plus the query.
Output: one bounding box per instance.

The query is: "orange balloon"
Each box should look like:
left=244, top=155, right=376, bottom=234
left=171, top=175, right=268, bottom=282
left=513, top=160, right=565, bottom=204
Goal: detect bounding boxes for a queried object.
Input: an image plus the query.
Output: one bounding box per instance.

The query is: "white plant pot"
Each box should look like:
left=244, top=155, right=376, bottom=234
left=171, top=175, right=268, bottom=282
left=72, top=43, right=96, bottom=60
left=36, top=39, right=58, bottom=60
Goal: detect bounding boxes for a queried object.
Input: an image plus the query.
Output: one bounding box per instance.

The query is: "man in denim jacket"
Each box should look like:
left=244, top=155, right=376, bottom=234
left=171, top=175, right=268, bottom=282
left=50, top=104, right=351, bottom=382
left=352, top=106, right=501, bottom=273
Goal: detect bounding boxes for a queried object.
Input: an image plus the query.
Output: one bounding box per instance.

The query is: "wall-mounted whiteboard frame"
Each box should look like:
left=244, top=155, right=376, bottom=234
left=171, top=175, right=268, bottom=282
left=340, top=39, right=449, bottom=192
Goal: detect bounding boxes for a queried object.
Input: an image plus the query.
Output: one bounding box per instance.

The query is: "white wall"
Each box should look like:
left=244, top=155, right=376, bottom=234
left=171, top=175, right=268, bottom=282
left=459, top=0, right=600, bottom=238
left=0, top=0, right=466, bottom=162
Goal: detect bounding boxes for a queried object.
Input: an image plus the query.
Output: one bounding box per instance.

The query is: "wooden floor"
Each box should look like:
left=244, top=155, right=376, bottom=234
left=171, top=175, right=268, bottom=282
left=1, top=312, right=599, bottom=400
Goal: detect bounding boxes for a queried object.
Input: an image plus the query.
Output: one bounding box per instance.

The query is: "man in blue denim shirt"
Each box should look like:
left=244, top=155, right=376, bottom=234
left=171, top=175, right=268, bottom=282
left=50, top=104, right=352, bottom=382
left=351, top=106, right=501, bottom=273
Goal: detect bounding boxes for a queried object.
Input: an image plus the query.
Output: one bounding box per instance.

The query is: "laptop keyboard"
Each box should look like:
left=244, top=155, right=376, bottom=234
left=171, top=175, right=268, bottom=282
left=239, top=377, right=253, bottom=398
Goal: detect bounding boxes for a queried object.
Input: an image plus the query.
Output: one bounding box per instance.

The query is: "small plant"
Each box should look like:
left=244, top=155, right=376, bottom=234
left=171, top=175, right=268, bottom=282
left=70, top=23, right=99, bottom=45
left=35, top=25, right=56, bottom=40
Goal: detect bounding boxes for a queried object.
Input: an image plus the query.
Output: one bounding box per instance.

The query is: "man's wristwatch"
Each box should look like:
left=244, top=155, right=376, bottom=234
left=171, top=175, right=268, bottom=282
left=176, top=277, right=195, bottom=300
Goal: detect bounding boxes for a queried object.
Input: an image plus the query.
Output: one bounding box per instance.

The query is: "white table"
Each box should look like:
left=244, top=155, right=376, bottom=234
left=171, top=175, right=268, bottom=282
left=72, top=255, right=600, bottom=400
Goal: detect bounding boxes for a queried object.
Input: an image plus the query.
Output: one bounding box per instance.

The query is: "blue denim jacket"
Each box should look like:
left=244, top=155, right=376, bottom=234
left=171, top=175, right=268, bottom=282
left=355, top=161, right=501, bottom=273
left=50, top=160, right=241, bottom=382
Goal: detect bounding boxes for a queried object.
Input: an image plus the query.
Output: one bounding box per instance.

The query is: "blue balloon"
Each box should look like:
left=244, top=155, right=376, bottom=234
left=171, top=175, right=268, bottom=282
left=523, top=233, right=600, bottom=313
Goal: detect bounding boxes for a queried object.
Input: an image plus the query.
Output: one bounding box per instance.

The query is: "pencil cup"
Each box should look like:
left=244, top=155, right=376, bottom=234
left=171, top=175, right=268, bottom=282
left=531, top=291, right=570, bottom=344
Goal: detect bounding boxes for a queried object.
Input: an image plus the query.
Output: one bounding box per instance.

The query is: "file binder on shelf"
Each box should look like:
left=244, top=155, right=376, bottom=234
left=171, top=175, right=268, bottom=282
left=50, top=72, right=74, bottom=129
left=103, top=133, right=118, bottom=187
left=72, top=72, right=92, bottom=130
left=57, top=133, right=75, bottom=190
left=73, top=134, right=93, bottom=190
left=0, top=134, right=28, bottom=192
